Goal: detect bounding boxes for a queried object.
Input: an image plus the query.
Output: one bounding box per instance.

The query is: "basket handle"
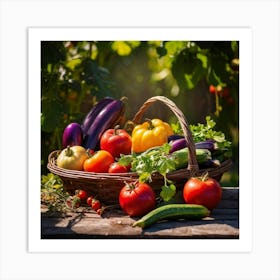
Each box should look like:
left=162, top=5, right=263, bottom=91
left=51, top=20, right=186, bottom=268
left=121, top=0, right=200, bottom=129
left=132, top=96, right=199, bottom=176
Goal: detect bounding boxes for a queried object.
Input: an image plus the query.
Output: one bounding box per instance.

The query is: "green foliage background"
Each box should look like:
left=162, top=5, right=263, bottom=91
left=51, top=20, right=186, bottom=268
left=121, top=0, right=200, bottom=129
left=41, top=41, right=239, bottom=186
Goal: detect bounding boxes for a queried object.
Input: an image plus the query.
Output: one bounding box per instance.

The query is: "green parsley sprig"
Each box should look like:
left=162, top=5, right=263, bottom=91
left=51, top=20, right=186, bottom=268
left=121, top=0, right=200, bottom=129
left=119, top=144, right=177, bottom=201
left=189, top=116, right=232, bottom=150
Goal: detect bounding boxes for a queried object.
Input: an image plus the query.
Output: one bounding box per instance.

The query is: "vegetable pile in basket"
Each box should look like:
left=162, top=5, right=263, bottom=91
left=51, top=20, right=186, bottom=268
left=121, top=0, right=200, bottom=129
left=49, top=96, right=233, bottom=228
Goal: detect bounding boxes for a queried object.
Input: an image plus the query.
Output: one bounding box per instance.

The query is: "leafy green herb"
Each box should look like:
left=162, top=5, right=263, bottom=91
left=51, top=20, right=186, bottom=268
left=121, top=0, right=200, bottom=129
left=160, top=181, right=176, bottom=202
left=41, top=173, right=69, bottom=213
left=119, top=144, right=177, bottom=201
left=170, top=121, right=183, bottom=135
left=189, top=116, right=232, bottom=150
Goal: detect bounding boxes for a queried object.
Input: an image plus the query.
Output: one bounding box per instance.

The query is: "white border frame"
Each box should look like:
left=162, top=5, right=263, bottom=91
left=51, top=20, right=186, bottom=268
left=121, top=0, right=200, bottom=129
left=1, top=1, right=279, bottom=279
left=28, top=27, right=252, bottom=253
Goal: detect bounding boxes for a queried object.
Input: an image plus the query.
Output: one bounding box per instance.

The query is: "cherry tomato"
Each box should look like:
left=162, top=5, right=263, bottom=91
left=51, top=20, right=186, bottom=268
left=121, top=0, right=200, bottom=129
left=76, top=189, right=87, bottom=200
left=119, top=182, right=156, bottom=217
left=96, top=208, right=103, bottom=215
left=86, top=196, right=93, bottom=206
left=209, top=85, right=216, bottom=94
left=183, top=175, right=222, bottom=210
left=100, top=126, right=132, bottom=158
left=108, top=162, right=128, bottom=173
left=91, top=199, right=101, bottom=211
left=83, top=150, right=114, bottom=173
left=65, top=196, right=81, bottom=209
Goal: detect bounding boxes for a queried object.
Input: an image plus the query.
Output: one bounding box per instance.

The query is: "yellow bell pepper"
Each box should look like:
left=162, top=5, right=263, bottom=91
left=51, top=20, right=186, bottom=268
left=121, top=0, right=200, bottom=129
left=131, top=118, right=173, bottom=153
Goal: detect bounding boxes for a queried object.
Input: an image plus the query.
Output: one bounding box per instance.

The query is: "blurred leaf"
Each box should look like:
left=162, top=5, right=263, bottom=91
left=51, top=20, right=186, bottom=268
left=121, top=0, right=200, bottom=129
left=184, top=54, right=197, bottom=74
left=127, top=41, right=141, bottom=48
left=41, top=41, right=66, bottom=67
left=196, top=53, right=208, bottom=69
left=231, top=41, right=239, bottom=53
left=111, top=41, right=140, bottom=56
left=81, top=58, right=114, bottom=96
left=112, top=41, right=132, bottom=56
left=151, top=68, right=169, bottom=81
left=41, top=98, right=65, bottom=132
left=172, top=51, right=206, bottom=90
left=165, top=41, right=186, bottom=56
left=66, top=58, right=81, bottom=70
left=156, top=46, right=167, bottom=57
left=207, top=57, right=228, bottom=86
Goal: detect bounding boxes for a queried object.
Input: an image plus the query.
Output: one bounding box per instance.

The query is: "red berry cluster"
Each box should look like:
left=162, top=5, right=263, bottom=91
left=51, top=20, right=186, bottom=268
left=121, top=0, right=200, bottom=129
left=208, top=85, right=234, bottom=104
left=65, top=189, right=103, bottom=215
left=86, top=195, right=102, bottom=213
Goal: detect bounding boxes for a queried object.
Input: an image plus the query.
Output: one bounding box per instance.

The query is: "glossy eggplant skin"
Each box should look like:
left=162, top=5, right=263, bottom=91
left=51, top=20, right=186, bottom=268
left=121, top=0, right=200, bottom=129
left=195, top=140, right=217, bottom=150
left=169, top=138, right=217, bottom=153
left=81, top=97, right=114, bottom=135
left=199, top=159, right=221, bottom=168
left=62, top=122, right=83, bottom=148
left=167, top=134, right=185, bottom=142
left=83, top=99, right=125, bottom=150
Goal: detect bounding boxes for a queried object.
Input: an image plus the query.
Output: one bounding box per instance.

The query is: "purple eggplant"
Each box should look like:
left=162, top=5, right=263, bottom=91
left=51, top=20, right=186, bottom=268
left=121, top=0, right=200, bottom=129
left=199, top=159, right=221, bottom=168
left=81, top=97, right=114, bottom=135
left=83, top=99, right=125, bottom=150
left=169, top=138, right=217, bottom=153
left=62, top=122, right=83, bottom=148
left=169, top=138, right=187, bottom=153
left=167, top=134, right=185, bottom=142
left=195, top=140, right=217, bottom=150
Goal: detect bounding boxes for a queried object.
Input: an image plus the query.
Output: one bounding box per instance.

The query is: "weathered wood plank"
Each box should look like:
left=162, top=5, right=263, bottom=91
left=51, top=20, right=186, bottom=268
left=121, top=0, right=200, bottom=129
left=41, top=216, right=239, bottom=239
left=41, top=208, right=239, bottom=239
left=41, top=187, right=239, bottom=239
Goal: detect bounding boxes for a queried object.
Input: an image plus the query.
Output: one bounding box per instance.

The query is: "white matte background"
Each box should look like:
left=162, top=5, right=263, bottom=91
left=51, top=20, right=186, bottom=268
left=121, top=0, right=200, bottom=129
left=0, top=1, right=279, bottom=280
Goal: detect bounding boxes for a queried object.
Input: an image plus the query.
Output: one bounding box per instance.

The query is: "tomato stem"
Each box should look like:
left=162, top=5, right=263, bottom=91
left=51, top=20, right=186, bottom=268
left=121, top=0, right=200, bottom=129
left=86, top=149, right=94, bottom=158
left=125, top=180, right=138, bottom=191
left=114, top=125, right=120, bottom=135
left=200, top=171, right=209, bottom=182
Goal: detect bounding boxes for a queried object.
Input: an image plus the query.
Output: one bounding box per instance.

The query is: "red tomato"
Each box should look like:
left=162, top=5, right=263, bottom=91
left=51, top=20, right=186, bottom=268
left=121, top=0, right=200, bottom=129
left=86, top=196, right=93, bottom=206
left=96, top=208, right=103, bottom=215
left=108, top=162, right=128, bottom=173
left=83, top=150, right=114, bottom=173
left=76, top=189, right=87, bottom=200
left=183, top=176, right=222, bottom=210
left=119, top=182, right=156, bottom=217
left=100, top=127, right=132, bottom=158
left=91, top=199, right=101, bottom=211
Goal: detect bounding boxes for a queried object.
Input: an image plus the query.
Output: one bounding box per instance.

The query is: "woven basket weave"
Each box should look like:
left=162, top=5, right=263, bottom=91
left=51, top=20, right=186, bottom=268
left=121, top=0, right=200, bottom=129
left=47, top=96, right=232, bottom=205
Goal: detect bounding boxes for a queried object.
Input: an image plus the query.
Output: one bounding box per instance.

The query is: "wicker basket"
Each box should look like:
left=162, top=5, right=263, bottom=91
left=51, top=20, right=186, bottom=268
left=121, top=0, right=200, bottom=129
left=47, top=96, right=232, bottom=205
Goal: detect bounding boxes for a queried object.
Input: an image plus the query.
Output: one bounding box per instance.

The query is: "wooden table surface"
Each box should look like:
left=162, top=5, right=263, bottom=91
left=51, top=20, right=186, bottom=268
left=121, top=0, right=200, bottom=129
left=41, top=187, right=239, bottom=239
